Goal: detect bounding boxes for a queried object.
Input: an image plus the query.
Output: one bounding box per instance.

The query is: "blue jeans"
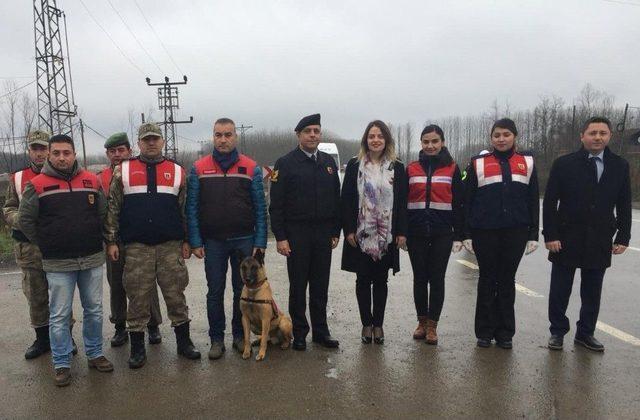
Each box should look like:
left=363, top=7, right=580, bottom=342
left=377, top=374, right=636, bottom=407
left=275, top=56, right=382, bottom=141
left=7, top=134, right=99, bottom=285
left=204, top=237, right=253, bottom=342
left=47, top=266, right=103, bottom=368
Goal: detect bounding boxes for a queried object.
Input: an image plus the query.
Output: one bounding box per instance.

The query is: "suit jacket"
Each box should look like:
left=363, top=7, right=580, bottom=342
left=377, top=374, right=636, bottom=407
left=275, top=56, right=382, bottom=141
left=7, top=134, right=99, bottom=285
left=542, top=146, right=631, bottom=269
left=340, top=157, right=408, bottom=274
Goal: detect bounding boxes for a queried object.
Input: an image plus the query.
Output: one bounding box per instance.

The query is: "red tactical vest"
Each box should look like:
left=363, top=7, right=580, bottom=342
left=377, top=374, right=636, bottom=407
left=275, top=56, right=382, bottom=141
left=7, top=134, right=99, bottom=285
left=98, top=167, right=113, bottom=195
left=407, top=161, right=456, bottom=211
left=473, top=153, right=534, bottom=187
left=11, top=167, right=39, bottom=202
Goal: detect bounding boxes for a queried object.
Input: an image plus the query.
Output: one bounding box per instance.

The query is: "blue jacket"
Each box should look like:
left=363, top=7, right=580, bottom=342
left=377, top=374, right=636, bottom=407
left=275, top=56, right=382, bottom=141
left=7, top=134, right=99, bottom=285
left=186, top=152, right=267, bottom=249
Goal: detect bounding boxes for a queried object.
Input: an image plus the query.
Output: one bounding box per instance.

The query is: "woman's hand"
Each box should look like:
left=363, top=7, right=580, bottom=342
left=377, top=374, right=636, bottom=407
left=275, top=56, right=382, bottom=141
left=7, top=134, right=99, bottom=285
left=396, top=235, right=407, bottom=251
left=346, top=233, right=357, bottom=248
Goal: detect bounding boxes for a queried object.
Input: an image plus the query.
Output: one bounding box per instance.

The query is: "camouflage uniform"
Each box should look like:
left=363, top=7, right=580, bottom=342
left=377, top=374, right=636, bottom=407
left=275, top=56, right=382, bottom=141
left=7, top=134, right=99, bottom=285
left=104, top=160, right=190, bottom=333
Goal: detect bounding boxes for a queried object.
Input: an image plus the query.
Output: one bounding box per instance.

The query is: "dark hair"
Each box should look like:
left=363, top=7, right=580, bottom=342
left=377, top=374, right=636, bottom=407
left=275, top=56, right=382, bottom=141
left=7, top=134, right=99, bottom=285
left=214, top=117, right=236, bottom=128
left=491, top=118, right=518, bottom=136
left=421, top=124, right=445, bottom=142
left=358, top=120, right=396, bottom=161
left=49, top=134, right=75, bottom=151
left=581, top=116, right=612, bottom=134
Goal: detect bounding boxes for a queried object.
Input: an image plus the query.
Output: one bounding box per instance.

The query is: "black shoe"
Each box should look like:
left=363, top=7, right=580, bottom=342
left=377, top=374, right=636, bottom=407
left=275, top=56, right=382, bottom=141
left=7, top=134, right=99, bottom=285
left=128, top=331, right=146, bottom=369
left=477, top=338, right=491, bottom=348
left=361, top=326, right=372, bottom=344
left=292, top=338, right=306, bottom=351
left=175, top=322, right=201, bottom=360
left=312, top=335, right=340, bottom=348
left=574, top=334, right=604, bottom=352
left=373, top=327, right=384, bottom=345
left=548, top=335, right=564, bottom=350
left=25, top=326, right=50, bottom=359
left=496, top=340, right=512, bottom=349
left=148, top=326, right=162, bottom=345
left=111, top=325, right=128, bottom=347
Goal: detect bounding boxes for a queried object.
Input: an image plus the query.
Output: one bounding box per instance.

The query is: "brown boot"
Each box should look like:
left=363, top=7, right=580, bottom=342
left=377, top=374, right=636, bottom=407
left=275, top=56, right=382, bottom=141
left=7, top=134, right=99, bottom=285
left=426, top=319, right=438, bottom=345
left=88, top=356, right=114, bottom=372
left=54, top=367, right=71, bottom=387
left=413, top=316, right=428, bottom=340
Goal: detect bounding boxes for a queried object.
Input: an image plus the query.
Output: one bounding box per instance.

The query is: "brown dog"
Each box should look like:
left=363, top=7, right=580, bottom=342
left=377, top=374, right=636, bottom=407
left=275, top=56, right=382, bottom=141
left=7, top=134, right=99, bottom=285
left=239, top=250, right=293, bottom=361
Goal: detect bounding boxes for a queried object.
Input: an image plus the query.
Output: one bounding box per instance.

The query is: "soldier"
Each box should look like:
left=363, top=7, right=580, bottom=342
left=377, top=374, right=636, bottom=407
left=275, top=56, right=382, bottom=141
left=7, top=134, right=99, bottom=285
left=2, top=130, right=77, bottom=360
left=18, top=134, right=113, bottom=387
left=105, top=122, right=201, bottom=369
left=99, top=132, right=163, bottom=347
left=269, top=113, right=341, bottom=351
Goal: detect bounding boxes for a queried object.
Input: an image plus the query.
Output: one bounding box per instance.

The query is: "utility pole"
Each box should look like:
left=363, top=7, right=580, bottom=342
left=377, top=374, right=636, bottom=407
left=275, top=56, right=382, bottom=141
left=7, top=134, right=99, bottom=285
left=145, top=76, right=193, bottom=160
left=237, top=124, right=253, bottom=154
left=79, top=119, right=87, bottom=168
left=33, top=0, right=77, bottom=137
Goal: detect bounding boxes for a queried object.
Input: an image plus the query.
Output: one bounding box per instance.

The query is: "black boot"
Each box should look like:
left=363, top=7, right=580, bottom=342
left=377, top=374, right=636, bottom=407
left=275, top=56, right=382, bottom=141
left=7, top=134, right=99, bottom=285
left=147, top=325, right=162, bottom=345
left=111, top=324, right=128, bottom=347
left=128, top=331, right=146, bottom=369
left=175, top=322, right=201, bottom=360
left=25, top=326, right=50, bottom=360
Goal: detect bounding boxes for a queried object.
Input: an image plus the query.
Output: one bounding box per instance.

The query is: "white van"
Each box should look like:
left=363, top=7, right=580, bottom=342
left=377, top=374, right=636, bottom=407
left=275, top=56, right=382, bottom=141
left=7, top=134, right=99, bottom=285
left=317, top=142, right=343, bottom=182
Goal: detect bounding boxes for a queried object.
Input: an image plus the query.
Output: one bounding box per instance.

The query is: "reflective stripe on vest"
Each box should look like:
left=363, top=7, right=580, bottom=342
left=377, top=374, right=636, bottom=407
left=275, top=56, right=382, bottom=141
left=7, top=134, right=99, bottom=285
left=32, top=171, right=99, bottom=196
left=13, top=168, right=38, bottom=202
left=475, top=154, right=533, bottom=187
left=122, top=159, right=182, bottom=196
left=407, top=161, right=455, bottom=211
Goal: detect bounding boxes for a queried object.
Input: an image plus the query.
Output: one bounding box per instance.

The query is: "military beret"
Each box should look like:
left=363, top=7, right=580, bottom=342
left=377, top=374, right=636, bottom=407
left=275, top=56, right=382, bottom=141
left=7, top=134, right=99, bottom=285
left=294, top=113, right=321, bottom=133
left=104, top=132, right=130, bottom=149
left=138, top=122, right=162, bottom=140
left=27, top=129, right=50, bottom=147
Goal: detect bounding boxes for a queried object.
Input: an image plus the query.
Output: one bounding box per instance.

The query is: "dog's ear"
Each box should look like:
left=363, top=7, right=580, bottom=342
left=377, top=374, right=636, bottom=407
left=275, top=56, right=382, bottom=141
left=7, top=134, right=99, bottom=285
left=234, top=248, right=247, bottom=263
left=254, top=249, right=265, bottom=266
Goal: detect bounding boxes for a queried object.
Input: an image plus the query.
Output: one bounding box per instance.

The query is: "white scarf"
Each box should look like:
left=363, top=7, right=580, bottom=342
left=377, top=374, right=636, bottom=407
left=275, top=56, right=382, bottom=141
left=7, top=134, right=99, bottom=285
left=356, top=154, right=395, bottom=260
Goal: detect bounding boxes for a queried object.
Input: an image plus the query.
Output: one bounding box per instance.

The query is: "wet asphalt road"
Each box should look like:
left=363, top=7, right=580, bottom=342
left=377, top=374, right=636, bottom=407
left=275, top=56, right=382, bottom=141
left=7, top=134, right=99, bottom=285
left=0, top=211, right=639, bottom=419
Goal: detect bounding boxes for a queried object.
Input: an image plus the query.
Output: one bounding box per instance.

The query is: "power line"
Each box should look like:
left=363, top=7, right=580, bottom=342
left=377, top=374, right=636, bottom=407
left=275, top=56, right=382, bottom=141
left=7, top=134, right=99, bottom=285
left=133, top=0, right=184, bottom=75
left=0, top=80, right=36, bottom=101
left=603, top=0, right=640, bottom=6
left=78, top=0, right=146, bottom=76
left=82, top=121, right=107, bottom=139
left=105, top=0, right=164, bottom=75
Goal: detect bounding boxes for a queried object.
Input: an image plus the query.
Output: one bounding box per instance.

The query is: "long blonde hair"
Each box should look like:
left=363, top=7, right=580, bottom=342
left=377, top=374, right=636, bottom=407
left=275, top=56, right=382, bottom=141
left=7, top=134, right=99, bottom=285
left=357, top=120, right=397, bottom=162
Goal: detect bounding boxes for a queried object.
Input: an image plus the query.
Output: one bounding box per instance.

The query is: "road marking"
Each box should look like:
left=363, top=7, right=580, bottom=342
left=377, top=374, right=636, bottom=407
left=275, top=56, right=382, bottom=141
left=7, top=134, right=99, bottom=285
left=0, top=271, right=21, bottom=276
left=628, top=246, right=640, bottom=252
left=596, top=322, right=640, bottom=346
left=455, top=259, right=640, bottom=347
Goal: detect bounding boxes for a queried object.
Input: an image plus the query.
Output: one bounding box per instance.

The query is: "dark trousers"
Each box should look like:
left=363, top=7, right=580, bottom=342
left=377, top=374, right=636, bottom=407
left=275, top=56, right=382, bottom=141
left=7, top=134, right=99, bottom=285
left=355, top=258, right=389, bottom=327
left=286, top=222, right=333, bottom=340
left=106, top=247, right=162, bottom=328
left=548, top=263, right=606, bottom=337
left=407, top=233, right=453, bottom=322
left=472, top=227, right=528, bottom=341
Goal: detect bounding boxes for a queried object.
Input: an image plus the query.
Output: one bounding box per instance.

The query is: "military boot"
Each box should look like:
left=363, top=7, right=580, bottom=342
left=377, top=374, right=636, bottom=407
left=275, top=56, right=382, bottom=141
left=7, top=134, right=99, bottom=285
left=25, top=326, right=50, bottom=360
left=128, top=331, right=146, bottom=369
left=110, top=323, right=128, bottom=347
left=147, top=325, right=162, bottom=345
left=175, top=322, right=201, bottom=360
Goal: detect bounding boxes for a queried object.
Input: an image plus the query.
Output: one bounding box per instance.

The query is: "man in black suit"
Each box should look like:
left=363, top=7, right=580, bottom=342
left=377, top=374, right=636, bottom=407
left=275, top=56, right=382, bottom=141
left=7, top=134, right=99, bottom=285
left=543, top=116, right=632, bottom=352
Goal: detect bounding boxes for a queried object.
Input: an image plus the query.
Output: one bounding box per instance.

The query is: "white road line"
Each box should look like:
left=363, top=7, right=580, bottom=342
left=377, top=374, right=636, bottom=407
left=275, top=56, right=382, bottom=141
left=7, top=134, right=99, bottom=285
left=632, top=219, right=640, bottom=223
left=628, top=246, right=640, bottom=252
left=455, top=259, right=640, bottom=346
left=0, top=271, right=21, bottom=276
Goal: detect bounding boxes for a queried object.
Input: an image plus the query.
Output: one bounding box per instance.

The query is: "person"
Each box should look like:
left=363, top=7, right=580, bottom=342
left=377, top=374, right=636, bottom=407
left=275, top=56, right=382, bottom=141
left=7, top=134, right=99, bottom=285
left=340, top=121, right=407, bottom=344
left=464, top=118, right=539, bottom=349
left=186, top=118, right=267, bottom=360
left=99, top=132, right=163, bottom=347
left=406, top=124, right=464, bottom=345
left=269, top=113, right=341, bottom=350
left=105, top=122, right=201, bottom=369
left=543, top=116, right=631, bottom=352
left=18, top=134, right=113, bottom=387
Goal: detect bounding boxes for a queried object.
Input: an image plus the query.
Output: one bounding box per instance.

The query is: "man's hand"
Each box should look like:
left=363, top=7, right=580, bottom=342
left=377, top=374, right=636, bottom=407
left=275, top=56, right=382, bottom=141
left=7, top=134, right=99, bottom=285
left=612, top=244, right=627, bottom=255
left=396, top=235, right=407, bottom=251
left=331, top=237, right=339, bottom=249
left=192, top=247, right=205, bottom=259
left=545, top=240, right=562, bottom=253
left=182, top=242, right=191, bottom=259
left=277, top=240, right=291, bottom=257
left=346, top=233, right=357, bottom=248
left=107, top=244, right=119, bottom=261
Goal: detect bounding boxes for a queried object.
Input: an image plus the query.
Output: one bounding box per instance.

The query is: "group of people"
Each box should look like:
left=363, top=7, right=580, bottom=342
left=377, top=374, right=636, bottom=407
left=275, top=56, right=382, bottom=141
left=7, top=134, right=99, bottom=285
left=4, top=113, right=631, bottom=388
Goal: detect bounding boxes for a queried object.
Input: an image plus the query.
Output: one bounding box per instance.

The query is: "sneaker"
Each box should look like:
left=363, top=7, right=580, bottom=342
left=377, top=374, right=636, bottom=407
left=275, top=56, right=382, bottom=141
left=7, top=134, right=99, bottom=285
left=208, top=342, right=225, bottom=360
left=54, top=367, right=71, bottom=387
left=548, top=335, right=564, bottom=350
left=232, top=337, right=245, bottom=354
left=88, top=356, right=114, bottom=372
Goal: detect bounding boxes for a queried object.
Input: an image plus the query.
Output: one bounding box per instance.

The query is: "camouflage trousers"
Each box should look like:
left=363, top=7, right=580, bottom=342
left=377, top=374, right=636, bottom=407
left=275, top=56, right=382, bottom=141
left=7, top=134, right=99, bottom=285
left=14, top=242, right=48, bottom=328
left=106, top=245, right=162, bottom=327
left=123, top=241, right=190, bottom=332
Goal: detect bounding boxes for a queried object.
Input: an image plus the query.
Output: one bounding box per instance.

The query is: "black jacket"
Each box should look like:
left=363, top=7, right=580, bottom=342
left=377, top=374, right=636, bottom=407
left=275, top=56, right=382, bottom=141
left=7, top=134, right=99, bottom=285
left=542, top=147, right=631, bottom=269
left=269, top=147, right=341, bottom=240
left=340, top=157, right=408, bottom=274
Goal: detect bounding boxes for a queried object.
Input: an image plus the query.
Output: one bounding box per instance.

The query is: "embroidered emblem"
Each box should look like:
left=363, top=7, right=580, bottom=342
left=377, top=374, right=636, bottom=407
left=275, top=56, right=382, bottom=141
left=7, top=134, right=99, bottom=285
left=270, top=169, right=279, bottom=183
left=518, top=163, right=525, bottom=170
left=164, top=172, right=171, bottom=180
left=83, top=179, right=93, bottom=188
left=327, top=167, right=334, bottom=175
left=88, top=194, right=95, bottom=205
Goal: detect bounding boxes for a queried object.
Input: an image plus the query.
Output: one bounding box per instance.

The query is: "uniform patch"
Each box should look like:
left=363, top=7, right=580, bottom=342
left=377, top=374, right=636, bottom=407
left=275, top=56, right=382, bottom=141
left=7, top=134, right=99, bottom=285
left=327, top=167, right=333, bottom=175
left=164, top=172, right=171, bottom=180
left=518, top=163, right=525, bottom=170
left=270, top=169, right=279, bottom=183
left=88, top=194, right=95, bottom=205
left=83, top=179, right=93, bottom=188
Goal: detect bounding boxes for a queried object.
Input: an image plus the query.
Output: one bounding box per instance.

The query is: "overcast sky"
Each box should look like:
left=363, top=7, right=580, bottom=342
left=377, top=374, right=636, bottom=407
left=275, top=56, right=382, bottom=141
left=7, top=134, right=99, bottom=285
left=1, top=0, right=639, bottom=153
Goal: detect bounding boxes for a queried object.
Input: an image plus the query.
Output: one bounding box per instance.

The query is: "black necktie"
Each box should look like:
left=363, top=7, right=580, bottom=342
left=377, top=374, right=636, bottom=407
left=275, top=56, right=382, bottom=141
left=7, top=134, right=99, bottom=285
left=590, top=156, right=601, bottom=182
left=311, top=154, right=317, bottom=163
